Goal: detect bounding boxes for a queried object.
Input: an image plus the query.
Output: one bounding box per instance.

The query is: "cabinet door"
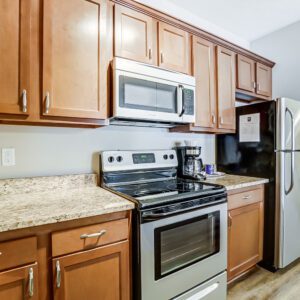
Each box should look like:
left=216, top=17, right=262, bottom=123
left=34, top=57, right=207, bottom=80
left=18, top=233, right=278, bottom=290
left=43, top=0, right=109, bottom=119
left=0, top=263, right=38, bottom=299
left=192, top=36, right=216, bottom=129
left=216, top=46, right=236, bottom=131
left=236, top=54, right=255, bottom=93
left=53, top=241, right=130, bottom=300
left=114, top=5, right=155, bottom=64
left=256, top=63, right=272, bottom=98
left=228, top=202, right=264, bottom=281
left=0, top=0, right=31, bottom=115
left=158, top=22, right=190, bottom=74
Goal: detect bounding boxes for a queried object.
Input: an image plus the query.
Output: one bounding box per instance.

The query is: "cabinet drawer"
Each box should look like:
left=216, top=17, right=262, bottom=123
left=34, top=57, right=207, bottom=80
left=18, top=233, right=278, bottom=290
left=0, top=237, right=37, bottom=271
left=52, top=218, right=129, bottom=257
left=228, top=187, right=263, bottom=210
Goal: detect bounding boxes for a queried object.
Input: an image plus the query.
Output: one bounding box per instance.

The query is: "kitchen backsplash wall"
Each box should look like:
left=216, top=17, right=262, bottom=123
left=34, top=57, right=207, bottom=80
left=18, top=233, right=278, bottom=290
left=0, top=125, right=215, bottom=179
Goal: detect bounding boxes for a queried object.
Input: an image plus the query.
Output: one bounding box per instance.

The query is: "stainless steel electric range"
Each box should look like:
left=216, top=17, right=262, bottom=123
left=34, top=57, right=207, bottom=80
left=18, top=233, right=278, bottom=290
left=100, top=150, right=227, bottom=300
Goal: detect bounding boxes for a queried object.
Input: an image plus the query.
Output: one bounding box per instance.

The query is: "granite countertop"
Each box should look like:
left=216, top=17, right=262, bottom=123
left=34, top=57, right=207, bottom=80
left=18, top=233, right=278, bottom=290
left=203, top=174, right=269, bottom=191
left=0, top=174, right=134, bottom=233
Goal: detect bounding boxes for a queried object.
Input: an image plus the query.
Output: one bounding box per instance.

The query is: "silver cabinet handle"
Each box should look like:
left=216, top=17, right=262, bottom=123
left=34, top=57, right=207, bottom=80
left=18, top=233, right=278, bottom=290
left=160, top=52, right=164, bottom=63
left=148, top=48, right=152, bottom=60
left=219, top=116, right=224, bottom=125
left=22, top=89, right=27, bottom=113
left=28, top=267, right=34, bottom=297
left=252, top=82, right=256, bottom=89
left=228, top=213, right=232, bottom=227
left=212, top=114, right=216, bottom=124
left=45, top=92, right=50, bottom=114
left=243, top=195, right=251, bottom=199
left=56, top=261, right=61, bottom=288
left=257, top=82, right=260, bottom=91
left=80, top=229, right=106, bottom=239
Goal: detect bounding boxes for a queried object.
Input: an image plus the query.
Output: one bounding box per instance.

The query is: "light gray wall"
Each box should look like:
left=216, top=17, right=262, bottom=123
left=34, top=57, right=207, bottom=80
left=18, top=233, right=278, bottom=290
left=0, top=125, right=215, bottom=179
left=251, top=21, right=300, bottom=100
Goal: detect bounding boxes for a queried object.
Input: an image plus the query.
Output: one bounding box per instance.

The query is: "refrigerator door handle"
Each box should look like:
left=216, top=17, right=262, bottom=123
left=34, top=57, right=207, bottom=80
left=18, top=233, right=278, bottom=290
left=285, top=151, right=295, bottom=195
left=285, top=107, right=295, bottom=151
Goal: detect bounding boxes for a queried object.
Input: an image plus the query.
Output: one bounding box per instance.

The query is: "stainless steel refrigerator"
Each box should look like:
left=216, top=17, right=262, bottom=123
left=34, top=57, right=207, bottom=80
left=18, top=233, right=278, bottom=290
left=217, top=98, right=300, bottom=270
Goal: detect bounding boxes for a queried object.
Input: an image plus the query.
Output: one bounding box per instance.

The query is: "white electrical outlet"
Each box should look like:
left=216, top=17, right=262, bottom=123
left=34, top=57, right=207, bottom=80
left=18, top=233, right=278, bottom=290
left=1, top=148, right=16, bottom=166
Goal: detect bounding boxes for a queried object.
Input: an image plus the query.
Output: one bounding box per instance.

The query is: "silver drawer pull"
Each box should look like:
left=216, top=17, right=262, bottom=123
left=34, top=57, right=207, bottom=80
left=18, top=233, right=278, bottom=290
left=28, top=267, right=34, bottom=297
left=56, top=261, right=61, bottom=288
left=80, top=229, right=106, bottom=239
left=22, top=89, right=27, bottom=113
left=243, top=195, right=251, bottom=199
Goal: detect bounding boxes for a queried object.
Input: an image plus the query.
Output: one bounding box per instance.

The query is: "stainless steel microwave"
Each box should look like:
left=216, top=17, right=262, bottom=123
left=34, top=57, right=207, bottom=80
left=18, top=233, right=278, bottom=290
left=110, top=58, right=196, bottom=127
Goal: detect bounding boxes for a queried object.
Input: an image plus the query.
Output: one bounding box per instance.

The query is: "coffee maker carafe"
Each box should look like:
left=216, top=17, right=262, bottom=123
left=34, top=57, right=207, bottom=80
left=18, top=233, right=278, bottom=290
left=176, top=144, right=206, bottom=180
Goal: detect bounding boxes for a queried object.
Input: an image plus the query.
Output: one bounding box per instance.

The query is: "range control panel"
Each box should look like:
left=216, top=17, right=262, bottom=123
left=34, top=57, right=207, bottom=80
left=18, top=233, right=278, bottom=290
left=101, top=150, right=178, bottom=172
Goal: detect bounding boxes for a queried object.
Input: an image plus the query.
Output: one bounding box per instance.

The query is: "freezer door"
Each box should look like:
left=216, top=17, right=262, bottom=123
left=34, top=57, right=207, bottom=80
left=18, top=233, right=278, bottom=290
left=277, top=151, right=300, bottom=267
left=277, top=98, right=300, bottom=151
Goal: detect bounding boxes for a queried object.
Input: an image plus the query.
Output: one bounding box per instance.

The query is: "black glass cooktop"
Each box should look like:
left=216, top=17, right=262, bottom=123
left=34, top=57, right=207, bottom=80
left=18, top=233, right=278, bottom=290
left=109, top=178, right=225, bottom=208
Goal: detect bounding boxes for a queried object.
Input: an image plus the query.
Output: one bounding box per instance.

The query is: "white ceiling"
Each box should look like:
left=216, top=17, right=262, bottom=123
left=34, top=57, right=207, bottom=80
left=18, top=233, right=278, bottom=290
left=168, top=0, right=300, bottom=42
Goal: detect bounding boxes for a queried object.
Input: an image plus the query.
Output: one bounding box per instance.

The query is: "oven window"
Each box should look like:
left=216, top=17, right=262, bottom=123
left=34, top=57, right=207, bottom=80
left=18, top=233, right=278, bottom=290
left=154, top=212, right=220, bottom=280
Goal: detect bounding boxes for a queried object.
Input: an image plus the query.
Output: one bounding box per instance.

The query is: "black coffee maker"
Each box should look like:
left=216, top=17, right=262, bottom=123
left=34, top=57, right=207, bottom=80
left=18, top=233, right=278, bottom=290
left=176, top=146, right=206, bottom=180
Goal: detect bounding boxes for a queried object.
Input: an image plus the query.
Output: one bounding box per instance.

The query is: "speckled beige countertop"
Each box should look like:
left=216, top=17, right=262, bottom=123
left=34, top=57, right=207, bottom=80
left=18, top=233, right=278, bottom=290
left=203, top=174, right=269, bottom=191
left=0, top=174, right=134, bottom=233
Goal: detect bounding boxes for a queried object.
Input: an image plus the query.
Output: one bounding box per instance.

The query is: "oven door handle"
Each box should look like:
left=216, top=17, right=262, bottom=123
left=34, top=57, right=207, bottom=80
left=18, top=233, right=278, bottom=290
left=142, top=198, right=226, bottom=220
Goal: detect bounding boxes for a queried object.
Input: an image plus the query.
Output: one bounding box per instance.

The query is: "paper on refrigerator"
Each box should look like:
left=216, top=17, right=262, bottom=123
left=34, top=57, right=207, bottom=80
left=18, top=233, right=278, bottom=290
left=239, top=113, right=260, bottom=142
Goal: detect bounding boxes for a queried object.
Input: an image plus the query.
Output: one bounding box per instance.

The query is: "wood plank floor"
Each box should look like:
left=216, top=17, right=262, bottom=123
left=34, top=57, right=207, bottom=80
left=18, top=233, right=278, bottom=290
left=228, top=260, right=300, bottom=300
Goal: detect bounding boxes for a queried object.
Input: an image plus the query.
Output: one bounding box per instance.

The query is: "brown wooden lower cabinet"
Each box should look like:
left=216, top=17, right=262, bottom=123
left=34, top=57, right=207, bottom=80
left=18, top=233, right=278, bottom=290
left=52, top=241, right=130, bottom=300
left=0, top=211, right=131, bottom=300
left=227, top=186, right=264, bottom=282
left=0, top=263, right=39, bottom=299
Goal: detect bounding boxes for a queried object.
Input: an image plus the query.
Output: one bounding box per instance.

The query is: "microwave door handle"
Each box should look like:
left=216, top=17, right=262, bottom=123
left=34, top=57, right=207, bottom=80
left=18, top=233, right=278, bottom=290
left=177, top=85, right=185, bottom=117
left=177, top=84, right=183, bottom=116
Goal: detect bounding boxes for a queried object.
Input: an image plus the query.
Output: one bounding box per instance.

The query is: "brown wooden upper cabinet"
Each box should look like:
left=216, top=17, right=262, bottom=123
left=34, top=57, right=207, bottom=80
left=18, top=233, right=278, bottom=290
left=0, top=0, right=31, bottom=116
left=114, top=4, right=156, bottom=64
left=236, top=54, right=272, bottom=99
left=114, top=6, right=191, bottom=74
left=158, top=22, right=190, bottom=74
left=42, top=0, right=109, bottom=119
left=216, top=46, right=236, bottom=131
left=256, top=63, right=272, bottom=97
left=192, top=36, right=216, bottom=129
left=236, top=55, right=255, bottom=93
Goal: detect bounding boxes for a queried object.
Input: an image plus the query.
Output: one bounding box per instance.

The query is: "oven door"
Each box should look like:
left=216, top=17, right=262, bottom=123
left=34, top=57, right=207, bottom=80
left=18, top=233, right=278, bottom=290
left=140, top=202, right=227, bottom=300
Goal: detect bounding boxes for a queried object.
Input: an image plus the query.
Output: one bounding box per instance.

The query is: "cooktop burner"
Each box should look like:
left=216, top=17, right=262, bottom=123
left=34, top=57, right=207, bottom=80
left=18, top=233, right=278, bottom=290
left=109, top=178, right=224, bottom=208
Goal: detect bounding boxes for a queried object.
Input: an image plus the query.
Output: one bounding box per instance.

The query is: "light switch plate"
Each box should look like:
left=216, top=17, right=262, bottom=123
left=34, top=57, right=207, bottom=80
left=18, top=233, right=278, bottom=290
left=1, top=148, right=16, bottom=166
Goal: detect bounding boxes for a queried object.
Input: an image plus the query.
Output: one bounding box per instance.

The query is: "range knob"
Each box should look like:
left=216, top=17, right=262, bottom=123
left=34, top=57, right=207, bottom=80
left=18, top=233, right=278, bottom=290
left=108, top=156, right=114, bottom=163
left=163, top=154, right=168, bottom=160
left=169, top=154, right=174, bottom=160
left=116, top=156, right=123, bottom=162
